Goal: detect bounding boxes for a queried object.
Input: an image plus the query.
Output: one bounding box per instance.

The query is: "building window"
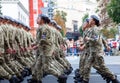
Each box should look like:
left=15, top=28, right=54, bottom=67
left=18, top=12, right=20, bottom=20
left=72, top=20, right=78, bottom=32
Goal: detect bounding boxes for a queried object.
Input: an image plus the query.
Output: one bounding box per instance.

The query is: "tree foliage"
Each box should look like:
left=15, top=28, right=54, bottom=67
left=53, top=10, right=67, bottom=36
left=82, top=13, right=89, bottom=23
left=101, top=27, right=118, bottom=38
left=79, top=13, right=89, bottom=36
left=107, top=0, right=120, bottom=24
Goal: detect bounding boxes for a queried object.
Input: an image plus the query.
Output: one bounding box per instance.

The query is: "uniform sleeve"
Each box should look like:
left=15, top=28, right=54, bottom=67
left=0, top=29, right=5, bottom=53
left=36, top=28, right=42, bottom=44
left=102, top=38, right=108, bottom=48
left=88, top=28, right=100, bottom=42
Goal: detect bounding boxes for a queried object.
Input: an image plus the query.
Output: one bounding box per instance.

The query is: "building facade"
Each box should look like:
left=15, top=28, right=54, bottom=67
left=55, top=0, right=97, bottom=33
left=0, top=0, right=29, bottom=26
left=29, top=0, right=44, bottom=37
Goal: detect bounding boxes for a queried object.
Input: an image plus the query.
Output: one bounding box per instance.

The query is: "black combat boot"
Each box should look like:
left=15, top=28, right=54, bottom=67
left=112, top=76, right=120, bottom=83
left=24, top=67, right=32, bottom=76
left=58, top=74, right=67, bottom=83
left=43, top=72, right=48, bottom=77
left=112, top=79, right=120, bottom=83
left=9, top=76, right=20, bottom=83
left=74, top=69, right=79, bottom=76
left=17, top=76, right=24, bottom=82
left=27, top=79, right=39, bottom=83
left=70, top=66, right=73, bottom=71
left=96, top=71, right=111, bottom=83
left=68, top=66, right=73, bottom=75
left=64, top=69, right=69, bottom=75
left=21, top=70, right=27, bottom=77
left=74, top=76, right=83, bottom=83
left=81, top=80, right=89, bottom=83
left=0, top=78, right=4, bottom=80
left=38, top=80, right=42, bottom=83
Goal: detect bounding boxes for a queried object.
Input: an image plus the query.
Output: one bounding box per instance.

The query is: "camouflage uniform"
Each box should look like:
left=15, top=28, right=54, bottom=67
left=0, top=24, right=14, bottom=79
left=1, top=23, right=21, bottom=76
left=79, top=28, right=90, bottom=78
left=21, top=28, right=32, bottom=68
left=32, top=24, right=62, bottom=81
left=82, top=26, right=116, bottom=82
left=57, top=30, right=71, bottom=70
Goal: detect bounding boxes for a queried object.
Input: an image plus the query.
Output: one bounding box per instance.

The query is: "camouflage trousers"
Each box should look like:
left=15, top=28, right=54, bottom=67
left=0, top=66, right=12, bottom=80
left=79, top=50, right=89, bottom=77
left=79, top=50, right=116, bottom=81
left=32, top=55, right=62, bottom=81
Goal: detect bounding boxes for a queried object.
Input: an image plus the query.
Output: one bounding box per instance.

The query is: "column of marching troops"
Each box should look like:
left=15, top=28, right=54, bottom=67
left=0, top=15, right=36, bottom=82
left=1, top=14, right=120, bottom=83
left=0, top=14, right=73, bottom=83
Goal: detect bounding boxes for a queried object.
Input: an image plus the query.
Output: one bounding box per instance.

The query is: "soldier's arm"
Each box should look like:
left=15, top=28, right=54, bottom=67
left=102, top=38, right=108, bottom=48
left=85, top=28, right=99, bottom=42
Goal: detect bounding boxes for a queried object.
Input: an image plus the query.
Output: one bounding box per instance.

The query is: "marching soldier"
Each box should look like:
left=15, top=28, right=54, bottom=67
left=78, top=15, right=120, bottom=83
left=74, top=18, right=90, bottom=82
left=28, top=14, right=68, bottom=83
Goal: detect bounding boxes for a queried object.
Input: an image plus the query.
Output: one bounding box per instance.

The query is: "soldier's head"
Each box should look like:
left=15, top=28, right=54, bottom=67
left=50, top=20, right=57, bottom=28
left=25, top=25, right=31, bottom=31
left=56, top=25, right=62, bottom=32
left=37, top=14, right=48, bottom=25
left=45, top=17, right=51, bottom=24
left=89, top=15, right=100, bottom=27
left=2, top=16, right=10, bottom=24
left=82, top=18, right=90, bottom=31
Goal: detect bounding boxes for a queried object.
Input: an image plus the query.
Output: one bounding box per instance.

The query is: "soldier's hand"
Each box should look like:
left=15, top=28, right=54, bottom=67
left=6, top=48, right=13, bottom=54
left=32, top=45, right=38, bottom=50
left=12, top=49, right=16, bottom=54
left=106, top=46, right=111, bottom=51
left=85, top=37, right=90, bottom=41
left=20, top=47, right=24, bottom=52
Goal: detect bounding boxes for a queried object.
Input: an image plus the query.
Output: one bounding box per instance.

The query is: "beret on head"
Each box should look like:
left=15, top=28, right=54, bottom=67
left=0, top=15, right=4, bottom=19
left=91, top=15, right=99, bottom=21
left=85, top=18, right=89, bottom=23
left=56, top=25, right=62, bottom=30
left=51, top=20, right=57, bottom=26
left=91, top=15, right=100, bottom=26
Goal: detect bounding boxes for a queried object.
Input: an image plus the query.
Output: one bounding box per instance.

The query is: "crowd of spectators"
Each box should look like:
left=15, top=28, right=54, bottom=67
left=104, top=39, right=120, bottom=56
left=66, top=37, right=84, bottom=56
left=65, top=37, right=120, bottom=56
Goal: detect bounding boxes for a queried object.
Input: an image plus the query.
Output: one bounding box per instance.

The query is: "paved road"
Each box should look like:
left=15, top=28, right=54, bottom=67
left=0, top=56, right=120, bottom=83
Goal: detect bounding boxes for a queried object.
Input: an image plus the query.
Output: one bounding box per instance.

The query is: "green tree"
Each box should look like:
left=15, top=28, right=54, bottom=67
left=101, top=27, right=118, bottom=38
left=82, top=13, right=89, bottom=23
left=107, top=0, right=120, bottom=24
left=79, top=13, right=89, bottom=36
left=109, top=27, right=118, bottom=37
left=54, top=10, right=67, bottom=36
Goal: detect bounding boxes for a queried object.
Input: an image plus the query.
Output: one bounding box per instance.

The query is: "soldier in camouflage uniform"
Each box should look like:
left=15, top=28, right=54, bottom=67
left=55, top=24, right=72, bottom=71
left=50, top=21, right=69, bottom=73
left=49, top=20, right=73, bottom=75
left=80, top=15, right=120, bottom=83
left=29, top=14, right=68, bottom=83
left=74, top=19, right=90, bottom=82
left=0, top=16, right=14, bottom=81
left=0, top=16, right=24, bottom=83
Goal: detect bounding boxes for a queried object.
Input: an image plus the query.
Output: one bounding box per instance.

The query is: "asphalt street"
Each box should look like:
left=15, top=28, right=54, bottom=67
left=0, top=56, right=120, bottom=83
